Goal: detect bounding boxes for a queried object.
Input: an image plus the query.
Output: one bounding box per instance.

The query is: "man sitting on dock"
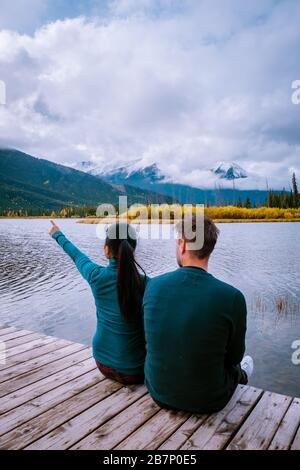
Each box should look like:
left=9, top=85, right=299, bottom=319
left=143, top=214, right=253, bottom=413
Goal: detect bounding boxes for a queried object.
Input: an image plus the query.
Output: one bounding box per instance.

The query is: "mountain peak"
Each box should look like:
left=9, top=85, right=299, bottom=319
left=212, top=162, right=248, bottom=180
left=72, top=159, right=165, bottom=184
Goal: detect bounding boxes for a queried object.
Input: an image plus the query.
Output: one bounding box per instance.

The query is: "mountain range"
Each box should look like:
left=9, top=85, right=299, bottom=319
left=73, top=159, right=271, bottom=206
left=0, top=149, right=282, bottom=212
left=0, top=149, right=174, bottom=212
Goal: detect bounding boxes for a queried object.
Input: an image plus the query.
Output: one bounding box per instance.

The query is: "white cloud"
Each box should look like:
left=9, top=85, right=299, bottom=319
left=0, top=0, right=300, bottom=188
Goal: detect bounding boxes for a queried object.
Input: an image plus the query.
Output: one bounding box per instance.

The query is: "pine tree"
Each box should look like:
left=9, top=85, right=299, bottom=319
left=292, top=172, right=299, bottom=208
left=244, top=197, right=251, bottom=209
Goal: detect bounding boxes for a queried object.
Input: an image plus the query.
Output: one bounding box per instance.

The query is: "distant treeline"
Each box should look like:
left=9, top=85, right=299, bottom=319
left=234, top=172, right=299, bottom=209
left=266, top=173, right=299, bottom=209
left=1, top=173, right=299, bottom=218
left=0, top=206, right=97, bottom=218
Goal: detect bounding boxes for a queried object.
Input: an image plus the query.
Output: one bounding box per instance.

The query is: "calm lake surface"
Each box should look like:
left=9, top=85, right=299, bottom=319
left=0, top=219, right=299, bottom=396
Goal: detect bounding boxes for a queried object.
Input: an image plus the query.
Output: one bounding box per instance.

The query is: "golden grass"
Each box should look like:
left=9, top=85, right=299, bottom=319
left=2, top=206, right=300, bottom=223
left=78, top=206, right=300, bottom=224
left=205, top=206, right=300, bottom=220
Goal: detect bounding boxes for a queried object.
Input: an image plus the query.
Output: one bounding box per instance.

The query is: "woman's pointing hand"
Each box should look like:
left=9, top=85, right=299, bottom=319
left=49, top=220, right=60, bottom=237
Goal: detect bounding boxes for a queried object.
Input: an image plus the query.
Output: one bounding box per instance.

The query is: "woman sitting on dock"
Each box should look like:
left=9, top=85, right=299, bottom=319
left=49, top=221, right=146, bottom=385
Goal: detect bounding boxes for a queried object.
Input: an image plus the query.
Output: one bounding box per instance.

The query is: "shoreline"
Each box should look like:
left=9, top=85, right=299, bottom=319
left=1, top=216, right=300, bottom=224
left=79, top=218, right=300, bottom=224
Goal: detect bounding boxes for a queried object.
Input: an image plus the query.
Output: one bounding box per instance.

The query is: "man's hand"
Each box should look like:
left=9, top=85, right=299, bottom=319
left=49, top=220, right=61, bottom=237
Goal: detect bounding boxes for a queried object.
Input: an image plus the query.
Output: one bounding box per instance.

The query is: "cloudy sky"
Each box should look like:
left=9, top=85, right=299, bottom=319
left=0, top=0, right=300, bottom=189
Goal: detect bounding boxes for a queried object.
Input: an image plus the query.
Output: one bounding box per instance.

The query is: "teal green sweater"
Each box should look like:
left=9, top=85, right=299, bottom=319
left=52, top=231, right=146, bottom=376
left=143, top=267, right=247, bottom=413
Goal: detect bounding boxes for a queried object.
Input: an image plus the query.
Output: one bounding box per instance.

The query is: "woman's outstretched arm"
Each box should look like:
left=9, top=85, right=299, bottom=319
left=49, top=221, right=101, bottom=284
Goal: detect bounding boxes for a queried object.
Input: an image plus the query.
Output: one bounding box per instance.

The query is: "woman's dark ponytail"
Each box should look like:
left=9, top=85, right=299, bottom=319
left=117, top=239, right=145, bottom=324
left=105, top=223, right=146, bottom=324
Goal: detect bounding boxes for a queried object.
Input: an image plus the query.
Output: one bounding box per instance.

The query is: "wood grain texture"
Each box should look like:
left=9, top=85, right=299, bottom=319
left=0, top=347, right=90, bottom=398
left=0, top=342, right=87, bottom=384
left=182, top=386, right=263, bottom=450
left=0, top=338, right=71, bottom=371
left=0, top=357, right=97, bottom=414
left=116, top=408, right=191, bottom=450
left=0, top=379, right=122, bottom=450
left=72, top=394, right=160, bottom=450
left=269, top=398, right=300, bottom=450
left=227, top=391, right=292, bottom=450
left=0, top=369, right=103, bottom=437
left=25, top=384, right=146, bottom=450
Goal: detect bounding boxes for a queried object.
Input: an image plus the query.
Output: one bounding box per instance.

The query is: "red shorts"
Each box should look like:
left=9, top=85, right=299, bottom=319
left=96, top=361, right=144, bottom=385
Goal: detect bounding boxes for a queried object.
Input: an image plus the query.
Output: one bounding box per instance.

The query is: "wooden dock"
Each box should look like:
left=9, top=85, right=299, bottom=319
left=0, top=324, right=299, bottom=450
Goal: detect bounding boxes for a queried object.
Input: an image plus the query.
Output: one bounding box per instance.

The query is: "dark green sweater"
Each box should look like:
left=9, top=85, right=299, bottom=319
left=143, top=266, right=247, bottom=413
left=52, top=231, right=146, bottom=376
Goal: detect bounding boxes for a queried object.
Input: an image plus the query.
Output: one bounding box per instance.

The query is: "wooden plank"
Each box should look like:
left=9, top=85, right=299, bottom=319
left=0, top=326, right=17, bottom=336
left=159, top=414, right=208, bottom=450
left=291, top=424, right=300, bottom=450
left=227, top=391, right=292, bottom=450
left=0, top=324, right=11, bottom=329
left=6, top=336, right=60, bottom=359
left=0, top=380, right=125, bottom=450
left=0, top=357, right=97, bottom=414
left=269, top=398, right=300, bottom=450
left=0, top=347, right=91, bottom=397
left=5, top=332, right=43, bottom=349
left=0, top=329, right=34, bottom=342
left=0, top=369, right=103, bottom=436
left=0, top=342, right=87, bottom=383
left=116, top=408, right=191, bottom=450
left=72, top=394, right=160, bottom=450
left=26, top=385, right=147, bottom=450
left=181, top=386, right=263, bottom=450
left=0, top=338, right=71, bottom=371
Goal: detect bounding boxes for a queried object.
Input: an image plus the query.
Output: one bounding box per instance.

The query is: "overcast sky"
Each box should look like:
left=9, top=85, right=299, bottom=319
left=0, top=0, right=300, bottom=189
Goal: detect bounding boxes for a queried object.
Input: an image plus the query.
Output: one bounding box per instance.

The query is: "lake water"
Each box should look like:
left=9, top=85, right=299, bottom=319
left=0, top=219, right=299, bottom=397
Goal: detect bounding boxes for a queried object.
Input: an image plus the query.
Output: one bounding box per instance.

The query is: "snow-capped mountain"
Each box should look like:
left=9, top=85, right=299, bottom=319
left=212, top=162, right=248, bottom=180
left=68, top=159, right=270, bottom=205
left=101, top=162, right=165, bottom=186
left=72, top=159, right=165, bottom=184
left=73, top=159, right=248, bottom=183
left=96, top=159, right=142, bottom=177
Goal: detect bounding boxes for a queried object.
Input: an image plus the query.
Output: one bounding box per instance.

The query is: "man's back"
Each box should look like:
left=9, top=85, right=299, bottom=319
left=143, top=266, right=247, bottom=413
